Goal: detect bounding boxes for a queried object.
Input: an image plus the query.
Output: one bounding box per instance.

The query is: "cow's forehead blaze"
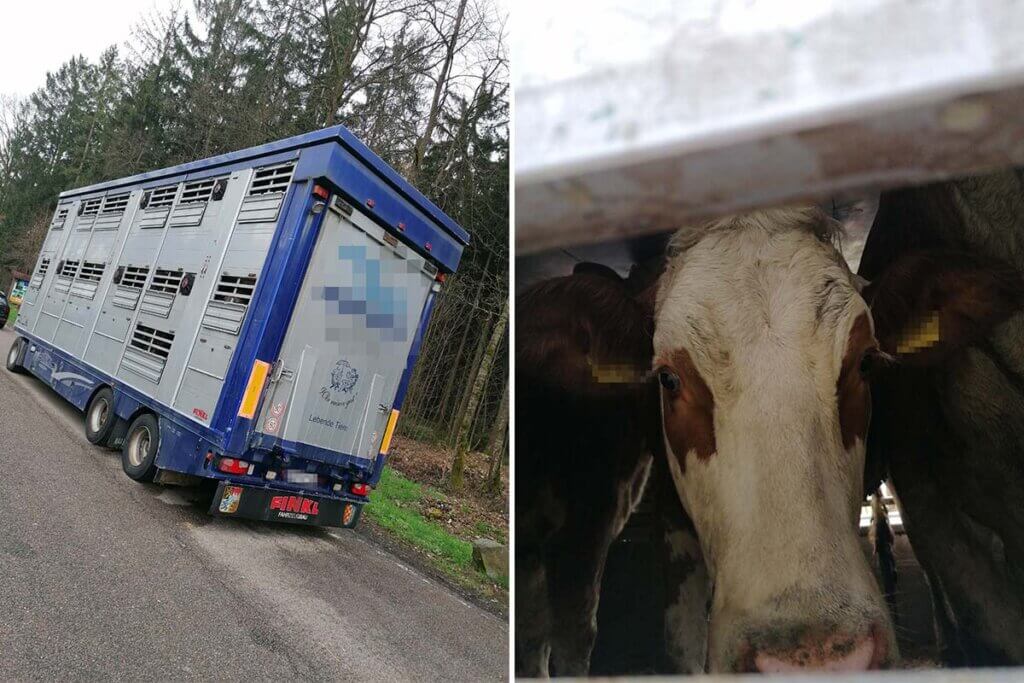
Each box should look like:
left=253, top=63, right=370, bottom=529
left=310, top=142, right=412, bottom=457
left=660, top=347, right=716, bottom=472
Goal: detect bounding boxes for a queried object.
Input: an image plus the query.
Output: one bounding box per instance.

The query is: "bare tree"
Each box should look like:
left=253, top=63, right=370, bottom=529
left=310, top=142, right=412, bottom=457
left=450, top=296, right=507, bottom=490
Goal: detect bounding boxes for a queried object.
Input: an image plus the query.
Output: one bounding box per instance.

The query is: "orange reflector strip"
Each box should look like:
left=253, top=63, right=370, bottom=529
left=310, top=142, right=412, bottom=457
left=238, top=360, right=271, bottom=419
left=379, top=409, right=400, bottom=455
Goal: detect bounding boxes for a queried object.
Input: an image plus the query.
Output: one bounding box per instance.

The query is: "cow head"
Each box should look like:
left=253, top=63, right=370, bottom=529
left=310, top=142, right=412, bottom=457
left=653, top=208, right=891, bottom=672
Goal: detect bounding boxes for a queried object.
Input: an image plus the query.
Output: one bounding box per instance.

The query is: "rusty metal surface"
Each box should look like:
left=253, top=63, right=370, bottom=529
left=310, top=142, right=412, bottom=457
left=515, top=0, right=1024, bottom=253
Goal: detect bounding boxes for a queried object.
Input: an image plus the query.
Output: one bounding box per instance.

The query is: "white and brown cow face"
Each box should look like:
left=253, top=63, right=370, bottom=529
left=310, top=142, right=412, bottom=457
left=653, top=208, right=895, bottom=672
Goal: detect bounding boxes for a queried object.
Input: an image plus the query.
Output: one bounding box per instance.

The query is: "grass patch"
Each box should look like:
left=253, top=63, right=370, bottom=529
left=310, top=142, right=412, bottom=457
left=363, top=467, right=506, bottom=600
left=6, top=305, right=17, bottom=325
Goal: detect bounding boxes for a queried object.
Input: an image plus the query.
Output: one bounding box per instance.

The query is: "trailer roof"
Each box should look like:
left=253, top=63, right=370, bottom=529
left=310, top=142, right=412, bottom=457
left=59, top=125, right=469, bottom=246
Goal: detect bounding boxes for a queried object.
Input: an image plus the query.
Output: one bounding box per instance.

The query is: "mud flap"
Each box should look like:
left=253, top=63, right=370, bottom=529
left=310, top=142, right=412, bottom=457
left=209, top=480, right=362, bottom=528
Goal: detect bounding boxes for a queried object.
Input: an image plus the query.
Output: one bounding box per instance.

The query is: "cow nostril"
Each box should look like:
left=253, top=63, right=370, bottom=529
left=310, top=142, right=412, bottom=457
left=752, top=635, right=876, bottom=673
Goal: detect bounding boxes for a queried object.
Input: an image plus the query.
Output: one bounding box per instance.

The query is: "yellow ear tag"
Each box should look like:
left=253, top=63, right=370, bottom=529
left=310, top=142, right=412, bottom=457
left=588, top=357, right=645, bottom=384
left=896, top=310, right=941, bottom=354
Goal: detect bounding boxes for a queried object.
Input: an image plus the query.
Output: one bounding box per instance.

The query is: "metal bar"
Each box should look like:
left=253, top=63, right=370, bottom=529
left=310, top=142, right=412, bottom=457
left=515, top=0, right=1024, bottom=253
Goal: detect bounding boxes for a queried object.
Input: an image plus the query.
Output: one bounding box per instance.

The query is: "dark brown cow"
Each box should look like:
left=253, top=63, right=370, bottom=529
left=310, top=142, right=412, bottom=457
left=515, top=262, right=710, bottom=677
left=859, top=172, right=1024, bottom=665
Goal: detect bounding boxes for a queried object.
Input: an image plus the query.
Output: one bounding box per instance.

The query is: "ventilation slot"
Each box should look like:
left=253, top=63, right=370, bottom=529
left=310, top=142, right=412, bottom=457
left=71, top=261, right=105, bottom=300
left=248, top=162, right=295, bottom=196
left=130, top=323, right=174, bottom=358
left=213, top=273, right=256, bottom=306
left=122, top=323, right=175, bottom=383
left=180, top=178, right=220, bottom=204
left=149, top=268, right=184, bottom=294
left=202, top=273, right=258, bottom=335
left=147, top=185, right=178, bottom=209
left=30, top=258, right=51, bottom=288
left=52, top=207, right=69, bottom=230
left=101, top=193, right=129, bottom=214
left=59, top=260, right=80, bottom=278
left=80, top=198, right=101, bottom=216
left=78, top=261, right=105, bottom=282
left=140, top=268, right=182, bottom=318
left=113, top=265, right=149, bottom=310
left=120, top=265, right=150, bottom=289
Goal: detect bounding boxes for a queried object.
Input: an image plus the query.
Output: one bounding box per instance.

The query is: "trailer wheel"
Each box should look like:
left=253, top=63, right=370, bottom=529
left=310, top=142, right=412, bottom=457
left=85, top=387, right=117, bottom=447
left=5, top=337, right=25, bottom=374
left=122, top=413, right=159, bottom=482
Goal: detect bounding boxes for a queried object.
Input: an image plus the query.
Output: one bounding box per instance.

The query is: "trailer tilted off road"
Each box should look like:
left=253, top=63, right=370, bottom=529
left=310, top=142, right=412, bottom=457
left=6, top=126, right=468, bottom=527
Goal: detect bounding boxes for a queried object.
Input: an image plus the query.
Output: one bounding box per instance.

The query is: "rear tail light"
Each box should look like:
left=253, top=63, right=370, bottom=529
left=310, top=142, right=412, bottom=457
left=350, top=483, right=370, bottom=497
left=218, top=458, right=251, bottom=475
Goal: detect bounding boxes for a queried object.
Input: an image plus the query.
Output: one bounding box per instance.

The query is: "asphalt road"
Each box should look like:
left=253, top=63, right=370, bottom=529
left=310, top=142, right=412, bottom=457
left=0, top=326, right=507, bottom=681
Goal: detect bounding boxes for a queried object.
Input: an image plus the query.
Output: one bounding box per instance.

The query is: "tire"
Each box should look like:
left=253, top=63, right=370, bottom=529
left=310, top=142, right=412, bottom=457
left=5, top=337, right=24, bottom=373
left=85, top=387, right=117, bottom=447
left=122, top=413, right=160, bottom=482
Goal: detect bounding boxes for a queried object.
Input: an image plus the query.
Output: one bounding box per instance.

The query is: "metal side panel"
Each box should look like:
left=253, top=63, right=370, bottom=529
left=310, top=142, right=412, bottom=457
left=237, top=194, right=284, bottom=224
left=168, top=203, right=206, bottom=227
left=138, top=207, right=170, bottom=230
left=120, top=346, right=166, bottom=384
left=255, top=206, right=434, bottom=462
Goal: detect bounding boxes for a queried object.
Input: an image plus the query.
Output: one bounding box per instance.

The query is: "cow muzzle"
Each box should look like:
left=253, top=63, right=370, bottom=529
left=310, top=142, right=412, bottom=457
left=735, top=623, right=890, bottom=673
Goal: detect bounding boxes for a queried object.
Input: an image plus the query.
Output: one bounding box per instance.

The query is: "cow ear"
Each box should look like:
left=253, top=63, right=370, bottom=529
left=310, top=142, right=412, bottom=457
left=864, top=250, right=1023, bottom=366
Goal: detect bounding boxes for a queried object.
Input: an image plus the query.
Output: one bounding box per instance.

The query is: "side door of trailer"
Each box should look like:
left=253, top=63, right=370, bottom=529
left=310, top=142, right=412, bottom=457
left=255, top=202, right=437, bottom=464
left=34, top=198, right=101, bottom=344
left=18, top=203, right=74, bottom=331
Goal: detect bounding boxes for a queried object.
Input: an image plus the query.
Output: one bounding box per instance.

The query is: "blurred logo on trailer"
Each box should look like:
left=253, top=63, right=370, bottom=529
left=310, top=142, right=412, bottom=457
left=219, top=485, right=243, bottom=514
left=264, top=416, right=280, bottom=434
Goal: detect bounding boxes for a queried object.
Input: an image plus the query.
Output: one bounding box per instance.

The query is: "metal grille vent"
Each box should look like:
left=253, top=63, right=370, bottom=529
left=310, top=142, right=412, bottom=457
left=30, top=258, right=51, bottom=288
left=101, top=193, right=129, bottom=214
left=81, top=198, right=102, bottom=216
left=120, top=265, right=149, bottom=289
left=248, top=162, right=295, bottom=196
left=129, top=323, right=175, bottom=360
left=59, top=260, right=80, bottom=278
left=147, top=185, right=178, bottom=209
left=77, top=262, right=106, bottom=282
left=53, top=207, right=69, bottom=229
left=180, top=177, right=220, bottom=204
left=148, top=268, right=184, bottom=294
left=213, top=273, right=257, bottom=306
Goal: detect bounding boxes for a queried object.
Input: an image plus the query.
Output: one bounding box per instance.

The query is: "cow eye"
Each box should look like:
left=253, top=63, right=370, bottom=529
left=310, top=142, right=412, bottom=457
left=658, top=368, right=681, bottom=393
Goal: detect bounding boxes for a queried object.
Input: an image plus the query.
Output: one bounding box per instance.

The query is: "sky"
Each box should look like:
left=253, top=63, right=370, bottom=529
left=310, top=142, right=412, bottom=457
left=1, top=0, right=509, bottom=102
left=0, top=0, right=178, bottom=99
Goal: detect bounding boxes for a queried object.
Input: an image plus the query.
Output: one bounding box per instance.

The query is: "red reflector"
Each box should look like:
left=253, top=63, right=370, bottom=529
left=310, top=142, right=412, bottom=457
left=350, top=483, right=370, bottom=496
left=312, top=185, right=329, bottom=200
left=425, top=242, right=432, bottom=251
left=218, top=458, right=250, bottom=475
left=397, top=221, right=406, bottom=232
left=366, top=198, right=376, bottom=208
left=436, top=273, right=446, bottom=283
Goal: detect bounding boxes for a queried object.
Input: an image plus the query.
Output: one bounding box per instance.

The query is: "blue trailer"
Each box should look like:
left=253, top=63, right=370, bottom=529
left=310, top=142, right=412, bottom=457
left=6, top=125, right=469, bottom=527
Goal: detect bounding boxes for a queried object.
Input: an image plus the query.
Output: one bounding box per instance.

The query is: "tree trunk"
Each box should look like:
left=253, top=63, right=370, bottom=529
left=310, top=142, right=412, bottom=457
left=485, top=379, right=508, bottom=494
left=450, top=298, right=507, bottom=490
left=413, top=0, right=468, bottom=177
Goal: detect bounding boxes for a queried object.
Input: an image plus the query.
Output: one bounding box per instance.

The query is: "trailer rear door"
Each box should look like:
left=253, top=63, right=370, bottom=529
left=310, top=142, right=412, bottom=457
left=256, top=202, right=436, bottom=465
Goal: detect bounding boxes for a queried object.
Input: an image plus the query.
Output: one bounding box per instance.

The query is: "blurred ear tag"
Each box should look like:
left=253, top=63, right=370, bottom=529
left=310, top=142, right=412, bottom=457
left=896, top=310, right=940, bottom=354
left=588, top=357, right=647, bottom=384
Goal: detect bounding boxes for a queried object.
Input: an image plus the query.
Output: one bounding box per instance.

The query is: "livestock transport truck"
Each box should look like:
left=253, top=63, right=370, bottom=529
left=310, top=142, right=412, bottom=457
left=5, top=126, right=468, bottom=528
